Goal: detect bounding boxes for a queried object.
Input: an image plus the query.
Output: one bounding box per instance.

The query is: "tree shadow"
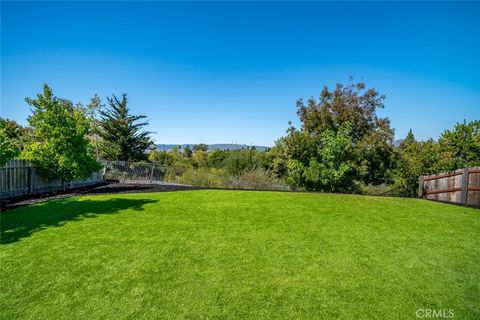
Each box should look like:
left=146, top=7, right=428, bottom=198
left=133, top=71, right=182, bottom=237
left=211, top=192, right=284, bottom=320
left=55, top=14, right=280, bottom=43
left=0, top=197, right=157, bottom=245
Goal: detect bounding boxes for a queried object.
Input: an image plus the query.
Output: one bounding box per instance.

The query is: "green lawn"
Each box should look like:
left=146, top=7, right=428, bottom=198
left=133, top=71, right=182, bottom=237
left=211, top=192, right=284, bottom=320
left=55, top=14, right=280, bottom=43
left=1, top=190, right=479, bottom=319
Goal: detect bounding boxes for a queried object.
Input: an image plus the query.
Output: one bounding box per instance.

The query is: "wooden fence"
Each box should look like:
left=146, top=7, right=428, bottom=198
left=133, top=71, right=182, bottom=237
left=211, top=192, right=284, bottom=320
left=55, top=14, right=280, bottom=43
left=0, top=159, right=103, bottom=199
left=418, top=167, right=480, bottom=207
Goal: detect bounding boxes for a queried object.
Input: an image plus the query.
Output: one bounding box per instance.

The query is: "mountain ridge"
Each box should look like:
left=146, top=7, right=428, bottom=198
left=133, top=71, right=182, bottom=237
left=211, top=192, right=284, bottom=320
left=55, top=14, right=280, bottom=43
left=156, top=144, right=269, bottom=151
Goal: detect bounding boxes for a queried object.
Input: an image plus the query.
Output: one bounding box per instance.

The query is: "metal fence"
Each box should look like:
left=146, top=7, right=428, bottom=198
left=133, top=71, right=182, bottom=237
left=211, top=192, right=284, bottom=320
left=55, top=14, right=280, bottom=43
left=0, top=159, right=103, bottom=199
left=100, top=160, right=167, bottom=184
left=419, top=167, right=480, bottom=207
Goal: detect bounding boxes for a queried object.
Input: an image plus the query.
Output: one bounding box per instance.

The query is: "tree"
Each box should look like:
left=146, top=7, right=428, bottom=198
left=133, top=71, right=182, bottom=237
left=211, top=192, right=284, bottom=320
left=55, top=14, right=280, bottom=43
left=183, top=145, right=193, bottom=158
left=437, top=120, right=480, bottom=171
left=394, top=130, right=441, bottom=197
left=296, top=80, right=391, bottom=143
left=224, top=149, right=258, bottom=176
left=285, top=125, right=357, bottom=192
left=148, top=149, right=174, bottom=167
left=192, top=149, right=208, bottom=168
left=21, top=84, right=101, bottom=182
left=99, top=94, right=152, bottom=161
left=84, top=94, right=104, bottom=160
left=0, top=118, right=21, bottom=166
left=278, top=80, right=395, bottom=192
left=207, top=149, right=227, bottom=168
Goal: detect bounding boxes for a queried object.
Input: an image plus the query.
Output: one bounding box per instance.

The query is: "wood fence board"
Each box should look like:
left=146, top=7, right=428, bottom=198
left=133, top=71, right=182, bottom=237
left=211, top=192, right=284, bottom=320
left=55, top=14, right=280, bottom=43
left=419, top=167, right=480, bottom=207
left=0, top=159, right=103, bottom=199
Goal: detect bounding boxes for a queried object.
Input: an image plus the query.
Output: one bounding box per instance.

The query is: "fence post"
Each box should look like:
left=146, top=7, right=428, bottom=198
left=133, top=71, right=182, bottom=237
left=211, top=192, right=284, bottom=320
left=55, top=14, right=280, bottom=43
left=418, top=175, right=424, bottom=198
left=461, top=168, right=469, bottom=205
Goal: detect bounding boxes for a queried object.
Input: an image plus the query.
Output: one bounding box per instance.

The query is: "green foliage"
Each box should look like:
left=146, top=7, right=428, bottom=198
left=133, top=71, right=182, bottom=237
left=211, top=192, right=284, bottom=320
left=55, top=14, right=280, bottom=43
left=206, top=148, right=227, bottom=167
left=175, top=167, right=227, bottom=188
left=192, top=149, right=208, bottom=168
left=393, top=122, right=480, bottom=197
left=224, top=149, right=265, bottom=177
left=228, top=169, right=284, bottom=190
left=151, top=144, right=287, bottom=190
left=183, top=145, right=193, bottom=158
left=83, top=94, right=104, bottom=160
left=285, top=125, right=357, bottom=192
left=0, top=118, right=22, bottom=167
left=437, top=120, right=480, bottom=170
left=148, top=150, right=174, bottom=167
left=279, top=80, right=394, bottom=192
left=21, top=84, right=101, bottom=182
left=99, top=94, right=152, bottom=161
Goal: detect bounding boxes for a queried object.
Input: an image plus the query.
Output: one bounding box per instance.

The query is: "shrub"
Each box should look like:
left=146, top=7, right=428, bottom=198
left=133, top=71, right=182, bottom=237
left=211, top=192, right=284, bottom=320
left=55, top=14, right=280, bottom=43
left=228, top=169, right=289, bottom=191
left=175, top=167, right=227, bottom=188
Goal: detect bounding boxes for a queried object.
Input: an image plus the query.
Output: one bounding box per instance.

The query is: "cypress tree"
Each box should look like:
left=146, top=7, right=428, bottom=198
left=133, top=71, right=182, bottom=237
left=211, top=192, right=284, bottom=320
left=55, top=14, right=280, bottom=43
left=99, top=94, right=152, bottom=161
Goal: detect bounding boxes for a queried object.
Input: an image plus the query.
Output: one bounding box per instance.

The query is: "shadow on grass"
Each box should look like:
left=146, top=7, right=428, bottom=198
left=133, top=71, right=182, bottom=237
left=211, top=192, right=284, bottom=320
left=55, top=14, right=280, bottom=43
left=0, top=197, right=157, bottom=244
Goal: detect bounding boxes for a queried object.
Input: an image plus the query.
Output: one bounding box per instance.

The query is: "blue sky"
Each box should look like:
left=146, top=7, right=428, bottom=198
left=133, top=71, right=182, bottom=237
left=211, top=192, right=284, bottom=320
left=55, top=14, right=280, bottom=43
left=1, top=1, right=479, bottom=146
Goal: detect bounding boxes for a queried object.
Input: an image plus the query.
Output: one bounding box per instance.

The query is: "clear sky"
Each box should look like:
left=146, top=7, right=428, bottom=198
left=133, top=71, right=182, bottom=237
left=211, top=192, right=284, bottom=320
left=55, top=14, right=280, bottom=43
left=1, top=1, right=479, bottom=146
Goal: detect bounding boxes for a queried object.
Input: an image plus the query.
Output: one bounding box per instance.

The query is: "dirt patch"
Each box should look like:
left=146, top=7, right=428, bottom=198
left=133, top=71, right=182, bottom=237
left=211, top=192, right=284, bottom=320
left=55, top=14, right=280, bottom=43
left=1, top=182, right=202, bottom=212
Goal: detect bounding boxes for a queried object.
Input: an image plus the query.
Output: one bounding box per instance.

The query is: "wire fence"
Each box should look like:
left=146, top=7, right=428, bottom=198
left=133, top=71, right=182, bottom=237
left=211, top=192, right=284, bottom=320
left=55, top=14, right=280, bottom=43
left=100, top=160, right=168, bottom=184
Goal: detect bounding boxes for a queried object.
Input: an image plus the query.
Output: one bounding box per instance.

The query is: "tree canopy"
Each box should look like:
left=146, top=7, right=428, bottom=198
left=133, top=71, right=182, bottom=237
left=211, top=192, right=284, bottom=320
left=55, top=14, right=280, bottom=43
left=0, top=118, right=22, bottom=166
left=21, top=84, right=101, bottom=182
left=279, top=80, right=395, bottom=192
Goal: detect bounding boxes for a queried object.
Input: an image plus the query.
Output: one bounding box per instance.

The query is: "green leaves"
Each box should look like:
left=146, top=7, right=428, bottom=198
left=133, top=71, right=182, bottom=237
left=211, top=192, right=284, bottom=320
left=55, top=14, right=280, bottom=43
left=281, top=80, right=394, bottom=192
left=0, top=119, right=21, bottom=166
left=285, top=125, right=357, bottom=192
left=21, top=84, right=101, bottom=181
left=438, top=120, right=480, bottom=170
left=395, top=121, right=480, bottom=197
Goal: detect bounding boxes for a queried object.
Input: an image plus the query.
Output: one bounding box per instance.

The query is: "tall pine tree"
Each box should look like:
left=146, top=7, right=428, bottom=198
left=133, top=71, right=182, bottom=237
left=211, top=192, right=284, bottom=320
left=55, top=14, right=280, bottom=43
left=99, top=94, right=152, bottom=161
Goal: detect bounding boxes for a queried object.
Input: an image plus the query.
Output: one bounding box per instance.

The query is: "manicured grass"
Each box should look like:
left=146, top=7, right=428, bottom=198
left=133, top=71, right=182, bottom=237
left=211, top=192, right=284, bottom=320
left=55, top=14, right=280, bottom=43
left=1, top=190, right=479, bottom=319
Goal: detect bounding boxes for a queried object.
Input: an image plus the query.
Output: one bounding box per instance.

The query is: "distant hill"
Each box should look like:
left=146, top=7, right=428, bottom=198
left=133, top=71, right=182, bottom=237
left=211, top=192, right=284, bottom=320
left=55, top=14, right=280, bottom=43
left=156, top=144, right=269, bottom=152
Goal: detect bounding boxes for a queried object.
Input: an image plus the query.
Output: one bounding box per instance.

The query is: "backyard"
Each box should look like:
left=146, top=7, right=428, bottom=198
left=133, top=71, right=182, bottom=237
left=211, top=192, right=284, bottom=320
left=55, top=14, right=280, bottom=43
left=1, top=190, right=479, bottom=319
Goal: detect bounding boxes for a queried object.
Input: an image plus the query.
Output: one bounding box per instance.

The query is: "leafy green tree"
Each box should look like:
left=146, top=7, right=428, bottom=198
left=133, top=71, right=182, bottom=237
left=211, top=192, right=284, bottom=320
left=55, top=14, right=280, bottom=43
left=0, top=118, right=21, bottom=166
left=278, top=80, right=395, bottom=191
left=437, top=120, right=480, bottom=171
left=286, top=125, right=357, bottom=192
left=83, top=94, right=104, bottom=160
left=266, top=144, right=288, bottom=178
left=21, top=84, right=101, bottom=182
left=207, top=149, right=227, bottom=168
left=296, top=80, right=392, bottom=143
left=224, top=149, right=257, bottom=176
left=148, top=149, right=174, bottom=167
left=394, top=130, right=441, bottom=197
left=0, top=118, right=29, bottom=145
left=99, top=94, right=152, bottom=161
left=192, top=149, right=208, bottom=168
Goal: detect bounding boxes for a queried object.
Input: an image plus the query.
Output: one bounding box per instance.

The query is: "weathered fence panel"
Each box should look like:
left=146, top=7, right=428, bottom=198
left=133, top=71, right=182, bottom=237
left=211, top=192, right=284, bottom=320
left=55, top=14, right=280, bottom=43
left=419, top=167, right=480, bottom=207
left=0, top=159, right=103, bottom=199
